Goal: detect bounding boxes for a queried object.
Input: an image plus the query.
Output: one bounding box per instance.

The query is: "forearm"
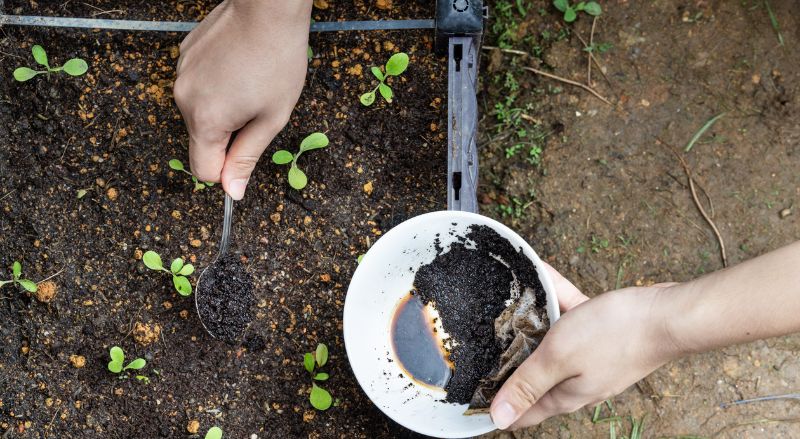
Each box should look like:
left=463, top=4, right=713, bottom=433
left=232, top=0, right=313, bottom=22
left=662, top=241, right=800, bottom=356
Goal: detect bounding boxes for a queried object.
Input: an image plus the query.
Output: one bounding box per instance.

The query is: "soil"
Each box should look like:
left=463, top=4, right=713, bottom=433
left=414, top=225, right=545, bottom=404
left=1, top=0, right=799, bottom=438
left=195, top=254, right=255, bottom=344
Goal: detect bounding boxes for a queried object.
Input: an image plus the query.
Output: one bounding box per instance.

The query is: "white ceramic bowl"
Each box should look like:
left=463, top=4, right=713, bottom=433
left=344, top=211, right=560, bottom=438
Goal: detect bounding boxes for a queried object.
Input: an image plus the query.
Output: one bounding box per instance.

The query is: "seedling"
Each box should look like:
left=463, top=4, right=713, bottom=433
left=168, top=159, right=215, bottom=191
left=303, top=343, right=333, bottom=410
left=205, top=427, right=223, bottom=439
left=13, top=45, right=88, bottom=82
left=107, top=346, right=146, bottom=374
left=142, top=250, right=195, bottom=296
left=272, top=132, right=329, bottom=190
left=360, top=52, right=409, bottom=106
left=553, top=0, right=602, bottom=22
left=0, top=261, right=37, bottom=293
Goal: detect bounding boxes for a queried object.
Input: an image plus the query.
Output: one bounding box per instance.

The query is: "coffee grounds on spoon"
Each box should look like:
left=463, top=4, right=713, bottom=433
left=196, top=254, right=255, bottom=344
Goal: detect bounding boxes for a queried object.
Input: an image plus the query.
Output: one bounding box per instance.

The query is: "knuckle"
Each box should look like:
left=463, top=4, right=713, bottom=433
left=509, top=379, right=540, bottom=407
left=228, top=155, right=260, bottom=172
left=172, top=78, right=189, bottom=105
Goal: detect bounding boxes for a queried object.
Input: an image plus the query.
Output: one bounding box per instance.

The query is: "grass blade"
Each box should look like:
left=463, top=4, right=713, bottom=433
left=764, top=0, right=784, bottom=46
left=685, top=113, right=725, bottom=152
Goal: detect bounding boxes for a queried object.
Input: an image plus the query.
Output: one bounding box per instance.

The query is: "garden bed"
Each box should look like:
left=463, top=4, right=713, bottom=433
left=1, top=1, right=446, bottom=437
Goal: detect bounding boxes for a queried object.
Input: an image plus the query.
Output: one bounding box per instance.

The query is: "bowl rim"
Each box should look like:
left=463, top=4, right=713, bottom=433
left=343, top=210, right=559, bottom=437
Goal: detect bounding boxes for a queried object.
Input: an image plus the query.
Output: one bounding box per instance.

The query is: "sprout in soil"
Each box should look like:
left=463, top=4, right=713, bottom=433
left=168, top=159, right=216, bottom=191
left=304, top=343, right=333, bottom=410
left=553, top=0, right=602, bottom=22
left=142, top=250, right=195, bottom=296
left=0, top=261, right=38, bottom=293
left=13, top=45, right=88, bottom=82
left=205, top=426, right=223, bottom=439
left=360, top=52, right=410, bottom=106
left=107, top=346, right=146, bottom=374
left=272, top=132, right=329, bottom=190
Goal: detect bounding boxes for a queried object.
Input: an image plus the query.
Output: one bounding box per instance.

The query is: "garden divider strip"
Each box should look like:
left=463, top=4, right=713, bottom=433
left=0, top=15, right=435, bottom=33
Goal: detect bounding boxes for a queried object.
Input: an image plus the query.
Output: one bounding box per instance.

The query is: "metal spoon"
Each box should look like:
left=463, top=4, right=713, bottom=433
left=195, top=192, right=234, bottom=339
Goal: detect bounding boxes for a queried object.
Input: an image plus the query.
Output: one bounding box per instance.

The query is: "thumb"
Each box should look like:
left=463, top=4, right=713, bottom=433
left=541, top=261, right=589, bottom=312
left=490, top=342, right=568, bottom=429
left=220, top=119, right=276, bottom=200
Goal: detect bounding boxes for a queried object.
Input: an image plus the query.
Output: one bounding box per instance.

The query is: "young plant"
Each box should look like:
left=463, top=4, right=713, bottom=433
left=0, top=261, right=37, bottom=293
left=168, top=159, right=215, bottom=191
left=107, top=346, right=146, bottom=374
left=13, top=45, right=88, bottom=82
left=272, top=132, right=329, bottom=190
left=553, top=0, right=602, bottom=22
left=205, top=427, right=223, bottom=439
left=304, top=343, right=332, bottom=410
left=142, top=250, right=194, bottom=296
left=360, top=52, right=409, bottom=106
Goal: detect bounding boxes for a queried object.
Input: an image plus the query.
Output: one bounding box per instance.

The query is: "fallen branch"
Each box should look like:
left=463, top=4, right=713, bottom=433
left=588, top=16, right=597, bottom=84
left=660, top=139, right=728, bottom=267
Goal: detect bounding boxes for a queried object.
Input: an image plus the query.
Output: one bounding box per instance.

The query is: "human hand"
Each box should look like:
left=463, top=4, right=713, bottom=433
left=174, top=0, right=312, bottom=199
left=490, top=265, right=681, bottom=430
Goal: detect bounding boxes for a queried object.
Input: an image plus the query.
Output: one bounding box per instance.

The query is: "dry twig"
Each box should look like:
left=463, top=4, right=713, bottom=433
left=660, top=139, right=728, bottom=267
left=588, top=16, right=597, bottom=84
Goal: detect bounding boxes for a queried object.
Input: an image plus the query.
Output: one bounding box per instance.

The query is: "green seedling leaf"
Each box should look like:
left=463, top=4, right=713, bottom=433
left=178, top=264, right=195, bottom=276
left=13, top=67, right=39, bottom=82
left=124, top=358, right=146, bottom=370
left=575, top=1, right=586, bottom=11
left=310, top=384, right=332, bottom=410
left=315, top=343, right=328, bottom=367
left=288, top=166, right=308, bottom=190
left=170, top=258, right=184, bottom=274
left=173, top=275, right=192, bottom=296
left=194, top=180, right=205, bottom=191
left=205, top=182, right=215, bottom=187
left=553, top=0, right=569, bottom=12
left=583, top=1, right=602, bottom=16
left=77, top=189, right=88, bottom=199
left=360, top=91, right=376, bottom=106
left=357, top=254, right=364, bottom=264
left=31, top=45, right=48, bottom=67
left=378, top=83, right=393, bottom=102
left=12, top=261, right=21, bottom=279
left=168, top=159, right=185, bottom=171
left=135, top=375, right=150, bottom=384
left=62, top=58, right=88, bottom=76
left=564, top=7, right=577, bottom=22
left=313, top=373, right=329, bottom=381
left=18, top=279, right=38, bottom=293
left=385, top=52, right=409, bottom=76
left=371, top=66, right=384, bottom=81
left=108, top=346, right=124, bottom=373
left=205, top=426, right=223, bottom=439
left=299, top=132, right=329, bottom=152
left=307, top=45, right=314, bottom=61
left=142, top=251, right=163, bottom=270
left=272, top=150, right=294, bottom=165
left=304, top=353, right=315, bottom=373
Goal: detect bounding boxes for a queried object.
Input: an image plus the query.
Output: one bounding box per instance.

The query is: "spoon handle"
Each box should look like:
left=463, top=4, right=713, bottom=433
left=219, top=192, right=233, bottom=257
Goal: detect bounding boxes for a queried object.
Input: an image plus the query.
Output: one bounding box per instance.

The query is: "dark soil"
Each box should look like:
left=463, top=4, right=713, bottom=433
left=196, top=254, right=255, bottom=344
left=0, top=1, right=445, bottom=438
left=414, top=225, right=544, bottom=404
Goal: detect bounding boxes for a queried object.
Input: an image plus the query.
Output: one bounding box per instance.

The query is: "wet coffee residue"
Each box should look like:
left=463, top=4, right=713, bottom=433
left=413, top=225, right=545, bottom=404
left=196, top=254, right=255, bottom=344
left=390, top=292, right=453, bottom=390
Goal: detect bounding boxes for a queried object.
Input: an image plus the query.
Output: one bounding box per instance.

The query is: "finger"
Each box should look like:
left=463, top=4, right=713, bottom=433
left=220, top=118, right=277, bottom=200
left=541, top=261, right=589, bottom=312
left=185, top=120, right=230, bottom=184
left=489, top=341, right=574, bottom=430
left=508, top=384, right=584, bottom=430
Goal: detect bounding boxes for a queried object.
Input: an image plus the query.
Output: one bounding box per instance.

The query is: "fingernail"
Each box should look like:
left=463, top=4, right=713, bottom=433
left=491, top=402, right=517, bottom=430
left=228, top=178, right=248, bottom=200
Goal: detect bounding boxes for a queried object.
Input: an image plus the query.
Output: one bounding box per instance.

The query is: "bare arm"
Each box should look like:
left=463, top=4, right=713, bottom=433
left=490, top=241, right=800, bottom=430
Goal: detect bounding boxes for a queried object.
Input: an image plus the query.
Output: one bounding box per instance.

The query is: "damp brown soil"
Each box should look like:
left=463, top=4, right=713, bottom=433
left=413, top=225, right=545, bottom=404
left=196, top=254, right=255, bottom=344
